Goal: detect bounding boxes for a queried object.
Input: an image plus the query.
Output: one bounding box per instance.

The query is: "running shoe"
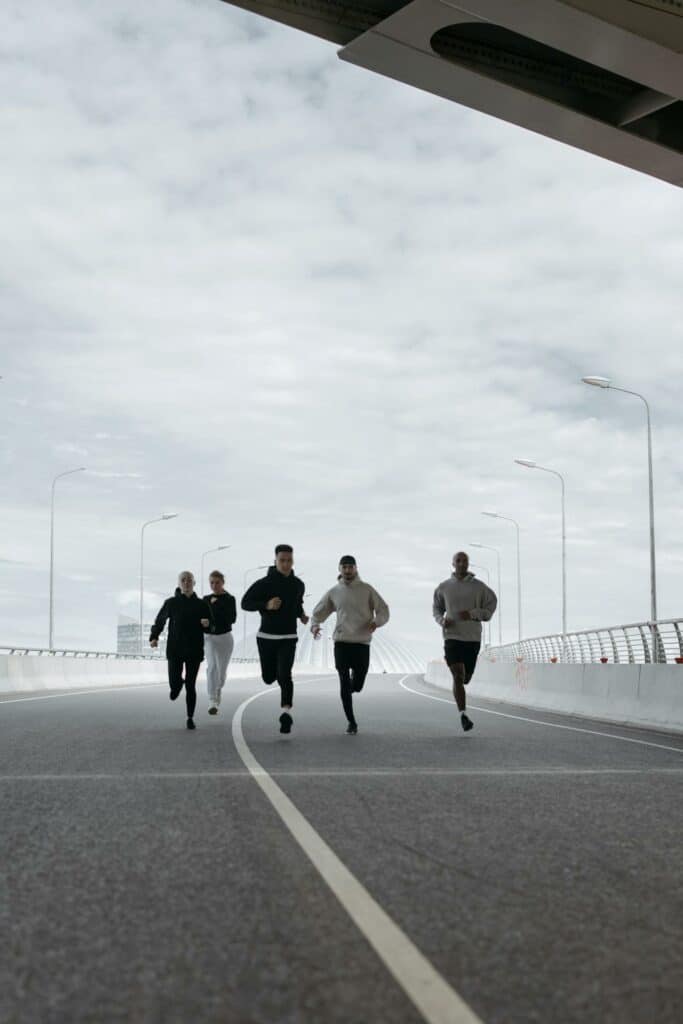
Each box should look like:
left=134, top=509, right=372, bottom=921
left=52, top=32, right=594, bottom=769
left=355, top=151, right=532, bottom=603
left=186, top=718, right=196, bottom=730
left=346, top=723, right=358, bottom=735
left=279, top=712, right=293, bottom=734
left=208, top=702, right=218, bottom=716
left=169, top=686, right=182, bottom=701
left=461, top=713, right=473, bottom=732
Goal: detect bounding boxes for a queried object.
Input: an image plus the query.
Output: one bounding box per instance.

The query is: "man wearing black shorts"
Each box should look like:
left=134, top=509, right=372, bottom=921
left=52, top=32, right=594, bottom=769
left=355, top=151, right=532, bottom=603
left=432, top=551, right=497, bottom=732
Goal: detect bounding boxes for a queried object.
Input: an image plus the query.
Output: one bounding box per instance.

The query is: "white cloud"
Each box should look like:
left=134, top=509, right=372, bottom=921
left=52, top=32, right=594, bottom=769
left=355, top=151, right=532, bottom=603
left=1, top=0, right=681, bottom=659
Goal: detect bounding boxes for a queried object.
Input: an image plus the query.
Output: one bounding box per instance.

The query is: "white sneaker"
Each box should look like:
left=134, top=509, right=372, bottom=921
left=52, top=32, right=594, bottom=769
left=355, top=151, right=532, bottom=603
left=208, top=700, right=219, bottom=716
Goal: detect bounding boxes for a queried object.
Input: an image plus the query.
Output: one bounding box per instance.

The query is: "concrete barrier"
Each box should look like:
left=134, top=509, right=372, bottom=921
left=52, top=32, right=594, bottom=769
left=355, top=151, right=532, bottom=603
left=0, top=655, right=328, bottom=695
left=425, top=657, right=683, bottom=734
left=0, top=655, right=168, bottom=694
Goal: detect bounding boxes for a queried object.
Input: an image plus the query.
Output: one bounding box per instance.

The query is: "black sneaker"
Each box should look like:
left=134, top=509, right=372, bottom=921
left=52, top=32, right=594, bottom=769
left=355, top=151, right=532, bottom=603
left=186, top=718, right=196, bottom=730
left=208, top=706, right=218, bottom=716
left=169, top=687, right=182, bottom=701
left=461, top=713, right=473, bottom=732
left=346, top=722, right=358, bottom=735
left=279, top=712, right=293, bottom=734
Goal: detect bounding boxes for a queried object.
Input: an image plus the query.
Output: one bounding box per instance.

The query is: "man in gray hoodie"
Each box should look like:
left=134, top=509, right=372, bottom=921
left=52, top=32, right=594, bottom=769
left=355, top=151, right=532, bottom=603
left=311, top=555, right=390, bottom=734
left=432, top=551, right=497, bottom=732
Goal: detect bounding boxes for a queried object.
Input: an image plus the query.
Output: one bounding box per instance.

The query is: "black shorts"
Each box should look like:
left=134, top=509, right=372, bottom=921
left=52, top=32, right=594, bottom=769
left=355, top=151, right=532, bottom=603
left=444, top=640, right=480, bottom=677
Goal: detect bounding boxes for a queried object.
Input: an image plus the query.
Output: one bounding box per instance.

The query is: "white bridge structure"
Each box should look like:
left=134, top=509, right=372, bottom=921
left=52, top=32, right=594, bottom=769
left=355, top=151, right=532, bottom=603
left=4, top=615, right=683, bottom=731
left=220, top=0, right=683, bottom=186
left=232, top=629, right=425, bottom=673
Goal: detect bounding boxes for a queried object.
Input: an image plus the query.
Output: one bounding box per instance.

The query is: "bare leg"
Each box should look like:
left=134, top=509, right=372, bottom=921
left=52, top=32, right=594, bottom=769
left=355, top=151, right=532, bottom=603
left=448, top=662, right=467, bottom=712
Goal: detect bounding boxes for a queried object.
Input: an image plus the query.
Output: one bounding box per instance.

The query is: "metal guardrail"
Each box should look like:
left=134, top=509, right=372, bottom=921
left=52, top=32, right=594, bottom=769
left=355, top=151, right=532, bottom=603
left=0, top=645, right=158, bottom=659
left=0, top=645, right=259, bottom=663
left=487, top=619, right=683, bottom=665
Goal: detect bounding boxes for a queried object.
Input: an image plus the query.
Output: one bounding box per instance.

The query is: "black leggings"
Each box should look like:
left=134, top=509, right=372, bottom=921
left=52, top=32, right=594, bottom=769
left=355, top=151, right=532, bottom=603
left=168, top=657, right=201, bottom=718
left=256, top=637, right=298, bottom=708
left=334, top=642, right=370, bottom=725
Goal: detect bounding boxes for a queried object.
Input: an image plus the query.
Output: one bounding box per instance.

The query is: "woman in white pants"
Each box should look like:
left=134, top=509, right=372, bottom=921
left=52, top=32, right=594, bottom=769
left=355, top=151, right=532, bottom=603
left=203, top=570, right=237, bottom=714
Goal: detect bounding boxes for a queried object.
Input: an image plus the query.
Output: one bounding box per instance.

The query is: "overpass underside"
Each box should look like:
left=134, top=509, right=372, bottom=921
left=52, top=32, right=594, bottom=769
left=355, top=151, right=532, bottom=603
left=220, top=0, right=683, bottom=186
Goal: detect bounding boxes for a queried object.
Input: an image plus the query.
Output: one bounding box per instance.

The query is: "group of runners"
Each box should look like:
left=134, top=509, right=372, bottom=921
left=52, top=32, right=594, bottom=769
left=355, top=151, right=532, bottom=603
left=150, top=543, right=497, bottom=734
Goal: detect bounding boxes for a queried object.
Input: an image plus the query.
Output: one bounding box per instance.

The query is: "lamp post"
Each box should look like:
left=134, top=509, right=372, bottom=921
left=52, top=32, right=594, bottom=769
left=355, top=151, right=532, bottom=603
left=469, top=542, right=502, bottom=645
left=200, top=545, right=231, bottom=591
left=49, top=467, right=86, bottom=650
left=140, top=514, right=178, bottom=653
left=482, top=511, right=522, bottom=641
left=515, top=459, right=566, bottom=652
left=582, top=376, right=657, bottom=626
left=469, top=562, right=492, bottom=646
left=242, top=564, right=268, bottom=656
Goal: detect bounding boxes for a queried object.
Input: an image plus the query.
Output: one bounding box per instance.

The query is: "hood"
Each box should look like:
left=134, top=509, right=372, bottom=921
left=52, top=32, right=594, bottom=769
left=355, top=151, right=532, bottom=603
left=451, top=572, right=476, bottom=581
left=268, top=565, right=294, bottom=579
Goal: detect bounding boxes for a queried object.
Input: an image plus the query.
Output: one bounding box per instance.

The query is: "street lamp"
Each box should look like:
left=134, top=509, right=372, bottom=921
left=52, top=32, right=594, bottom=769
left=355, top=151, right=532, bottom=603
left=482, top=511, right=522, bottom=641
left=515, top=458, right=567, bottom=651
left=49, top=467, right=86, bottom=650
left=242, top=564, right=268, bottom=655
left=200, top=545, right=231, bottom=591
left=468, top=542, right=502, bottom=645
left=582, top=375, right=658, bottom=625
left=140, top=514, right=178, bottom=653
left=469, top=562, right=492, bottom=646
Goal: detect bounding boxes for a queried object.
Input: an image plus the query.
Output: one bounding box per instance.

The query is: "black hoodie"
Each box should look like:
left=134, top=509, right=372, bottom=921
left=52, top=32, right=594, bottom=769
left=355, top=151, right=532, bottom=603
left=241, top=566, right=305, bottom=638
left=150, top=589, right=212, bottom=660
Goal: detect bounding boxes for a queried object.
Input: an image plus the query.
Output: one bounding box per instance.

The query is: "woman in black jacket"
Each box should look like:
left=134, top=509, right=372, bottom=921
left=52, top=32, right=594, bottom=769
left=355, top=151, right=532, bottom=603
left=150, top=570, right=212, bottom=729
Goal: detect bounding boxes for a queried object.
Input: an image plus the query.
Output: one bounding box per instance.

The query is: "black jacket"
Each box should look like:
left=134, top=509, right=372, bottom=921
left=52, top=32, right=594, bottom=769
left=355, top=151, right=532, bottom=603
left=241, top=566, right=305, bottom=637
left=150, top=589, right=212, bottom=661
left=202, top=592, right=237, bottom=634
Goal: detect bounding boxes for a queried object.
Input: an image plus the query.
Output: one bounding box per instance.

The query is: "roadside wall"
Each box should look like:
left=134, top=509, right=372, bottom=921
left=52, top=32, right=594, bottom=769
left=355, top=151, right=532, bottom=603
left=0, top=655, right=169, bottom=694
left=0, top=655, right=328, bottom=694
left=425, top=657, right=683, bottom=734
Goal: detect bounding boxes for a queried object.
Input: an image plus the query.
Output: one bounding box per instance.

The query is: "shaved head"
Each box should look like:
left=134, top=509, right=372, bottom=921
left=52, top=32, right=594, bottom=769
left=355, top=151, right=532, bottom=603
left=452, top=551, right=469, bottom=577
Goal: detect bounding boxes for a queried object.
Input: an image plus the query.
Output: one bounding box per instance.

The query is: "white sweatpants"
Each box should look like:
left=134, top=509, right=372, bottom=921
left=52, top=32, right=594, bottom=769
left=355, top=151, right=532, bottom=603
left=205, top=632, right=234, bottom=703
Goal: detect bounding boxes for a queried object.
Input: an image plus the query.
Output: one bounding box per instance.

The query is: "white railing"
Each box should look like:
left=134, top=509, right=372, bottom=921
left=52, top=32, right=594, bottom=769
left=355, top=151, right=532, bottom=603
left=486, top=619, right=683, bottom=665
left=0, top=645, right=259, bottom=663
left=0, top=645, right=158, bottom=659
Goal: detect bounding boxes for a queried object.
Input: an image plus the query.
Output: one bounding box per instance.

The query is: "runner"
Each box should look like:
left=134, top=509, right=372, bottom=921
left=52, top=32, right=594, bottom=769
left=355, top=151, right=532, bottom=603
left=150, top=571, right=212, bottom=730
left=241, top=545, right=309, bottom=734
left=432, top=551, right=497, bottom=732
left=203, top=570, right=237, bottom=716
left=311, top=555, right=390, bottom=734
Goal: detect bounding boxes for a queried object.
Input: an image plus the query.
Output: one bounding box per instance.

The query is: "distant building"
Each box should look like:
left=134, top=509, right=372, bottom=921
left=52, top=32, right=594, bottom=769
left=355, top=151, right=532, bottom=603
left=117, top=615, right=165, bottom=657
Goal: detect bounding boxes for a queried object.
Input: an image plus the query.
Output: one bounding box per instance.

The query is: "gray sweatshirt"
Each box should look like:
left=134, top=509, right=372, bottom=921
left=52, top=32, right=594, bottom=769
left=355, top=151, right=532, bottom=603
left=311, top=576, right=390, bottom=644
left=432, top=573, right=497, bottom=642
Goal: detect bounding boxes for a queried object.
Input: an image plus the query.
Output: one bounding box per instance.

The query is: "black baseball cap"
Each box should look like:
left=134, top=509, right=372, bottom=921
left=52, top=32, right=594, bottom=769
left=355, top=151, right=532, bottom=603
left=339, top=555, right=356, bottom=566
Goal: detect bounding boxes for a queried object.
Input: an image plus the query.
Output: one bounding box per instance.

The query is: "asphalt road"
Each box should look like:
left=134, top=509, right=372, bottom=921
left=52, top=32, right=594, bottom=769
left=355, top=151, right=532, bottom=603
left=2, top=672, right=682, bottom=1024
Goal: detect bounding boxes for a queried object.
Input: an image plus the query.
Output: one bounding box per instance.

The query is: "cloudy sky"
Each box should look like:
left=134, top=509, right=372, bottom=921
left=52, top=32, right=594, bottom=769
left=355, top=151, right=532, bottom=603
left=1, top=0, right=681, bottom=661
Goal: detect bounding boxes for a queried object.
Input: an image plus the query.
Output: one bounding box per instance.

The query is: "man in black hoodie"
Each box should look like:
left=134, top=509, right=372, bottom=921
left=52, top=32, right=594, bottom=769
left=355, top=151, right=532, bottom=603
left=241, top=544, right=309, bottom=734
left=150, top=570, right=212, bottom=730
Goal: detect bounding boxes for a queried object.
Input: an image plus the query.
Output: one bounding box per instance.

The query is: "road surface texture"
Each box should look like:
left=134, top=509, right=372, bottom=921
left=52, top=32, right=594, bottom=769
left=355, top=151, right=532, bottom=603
left=2, top=672, right=682, bottom=1024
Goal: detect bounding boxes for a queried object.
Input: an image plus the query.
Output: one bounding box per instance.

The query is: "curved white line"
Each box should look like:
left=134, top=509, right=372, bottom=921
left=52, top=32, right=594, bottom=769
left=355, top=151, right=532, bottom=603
left=231, top=674, right=482, bottom=1024
left=399, top=676, right=683, bottom=755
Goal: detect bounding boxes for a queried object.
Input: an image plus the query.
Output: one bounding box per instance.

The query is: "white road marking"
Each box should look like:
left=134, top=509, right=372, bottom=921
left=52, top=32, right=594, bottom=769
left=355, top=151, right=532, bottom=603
left=0, top=683, right=164, bottom=704
left=232, top=679, right=483, bottom=1024
left=399, top=677, right=683, bottom=755
left=2, top=767, right=683, bottom=781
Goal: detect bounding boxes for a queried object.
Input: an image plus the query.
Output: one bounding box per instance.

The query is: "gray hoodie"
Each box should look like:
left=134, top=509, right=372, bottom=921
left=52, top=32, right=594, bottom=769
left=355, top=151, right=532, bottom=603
left=433, top=573, right=497, bottom=642
left=311, top=576, right=390, bottom=644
